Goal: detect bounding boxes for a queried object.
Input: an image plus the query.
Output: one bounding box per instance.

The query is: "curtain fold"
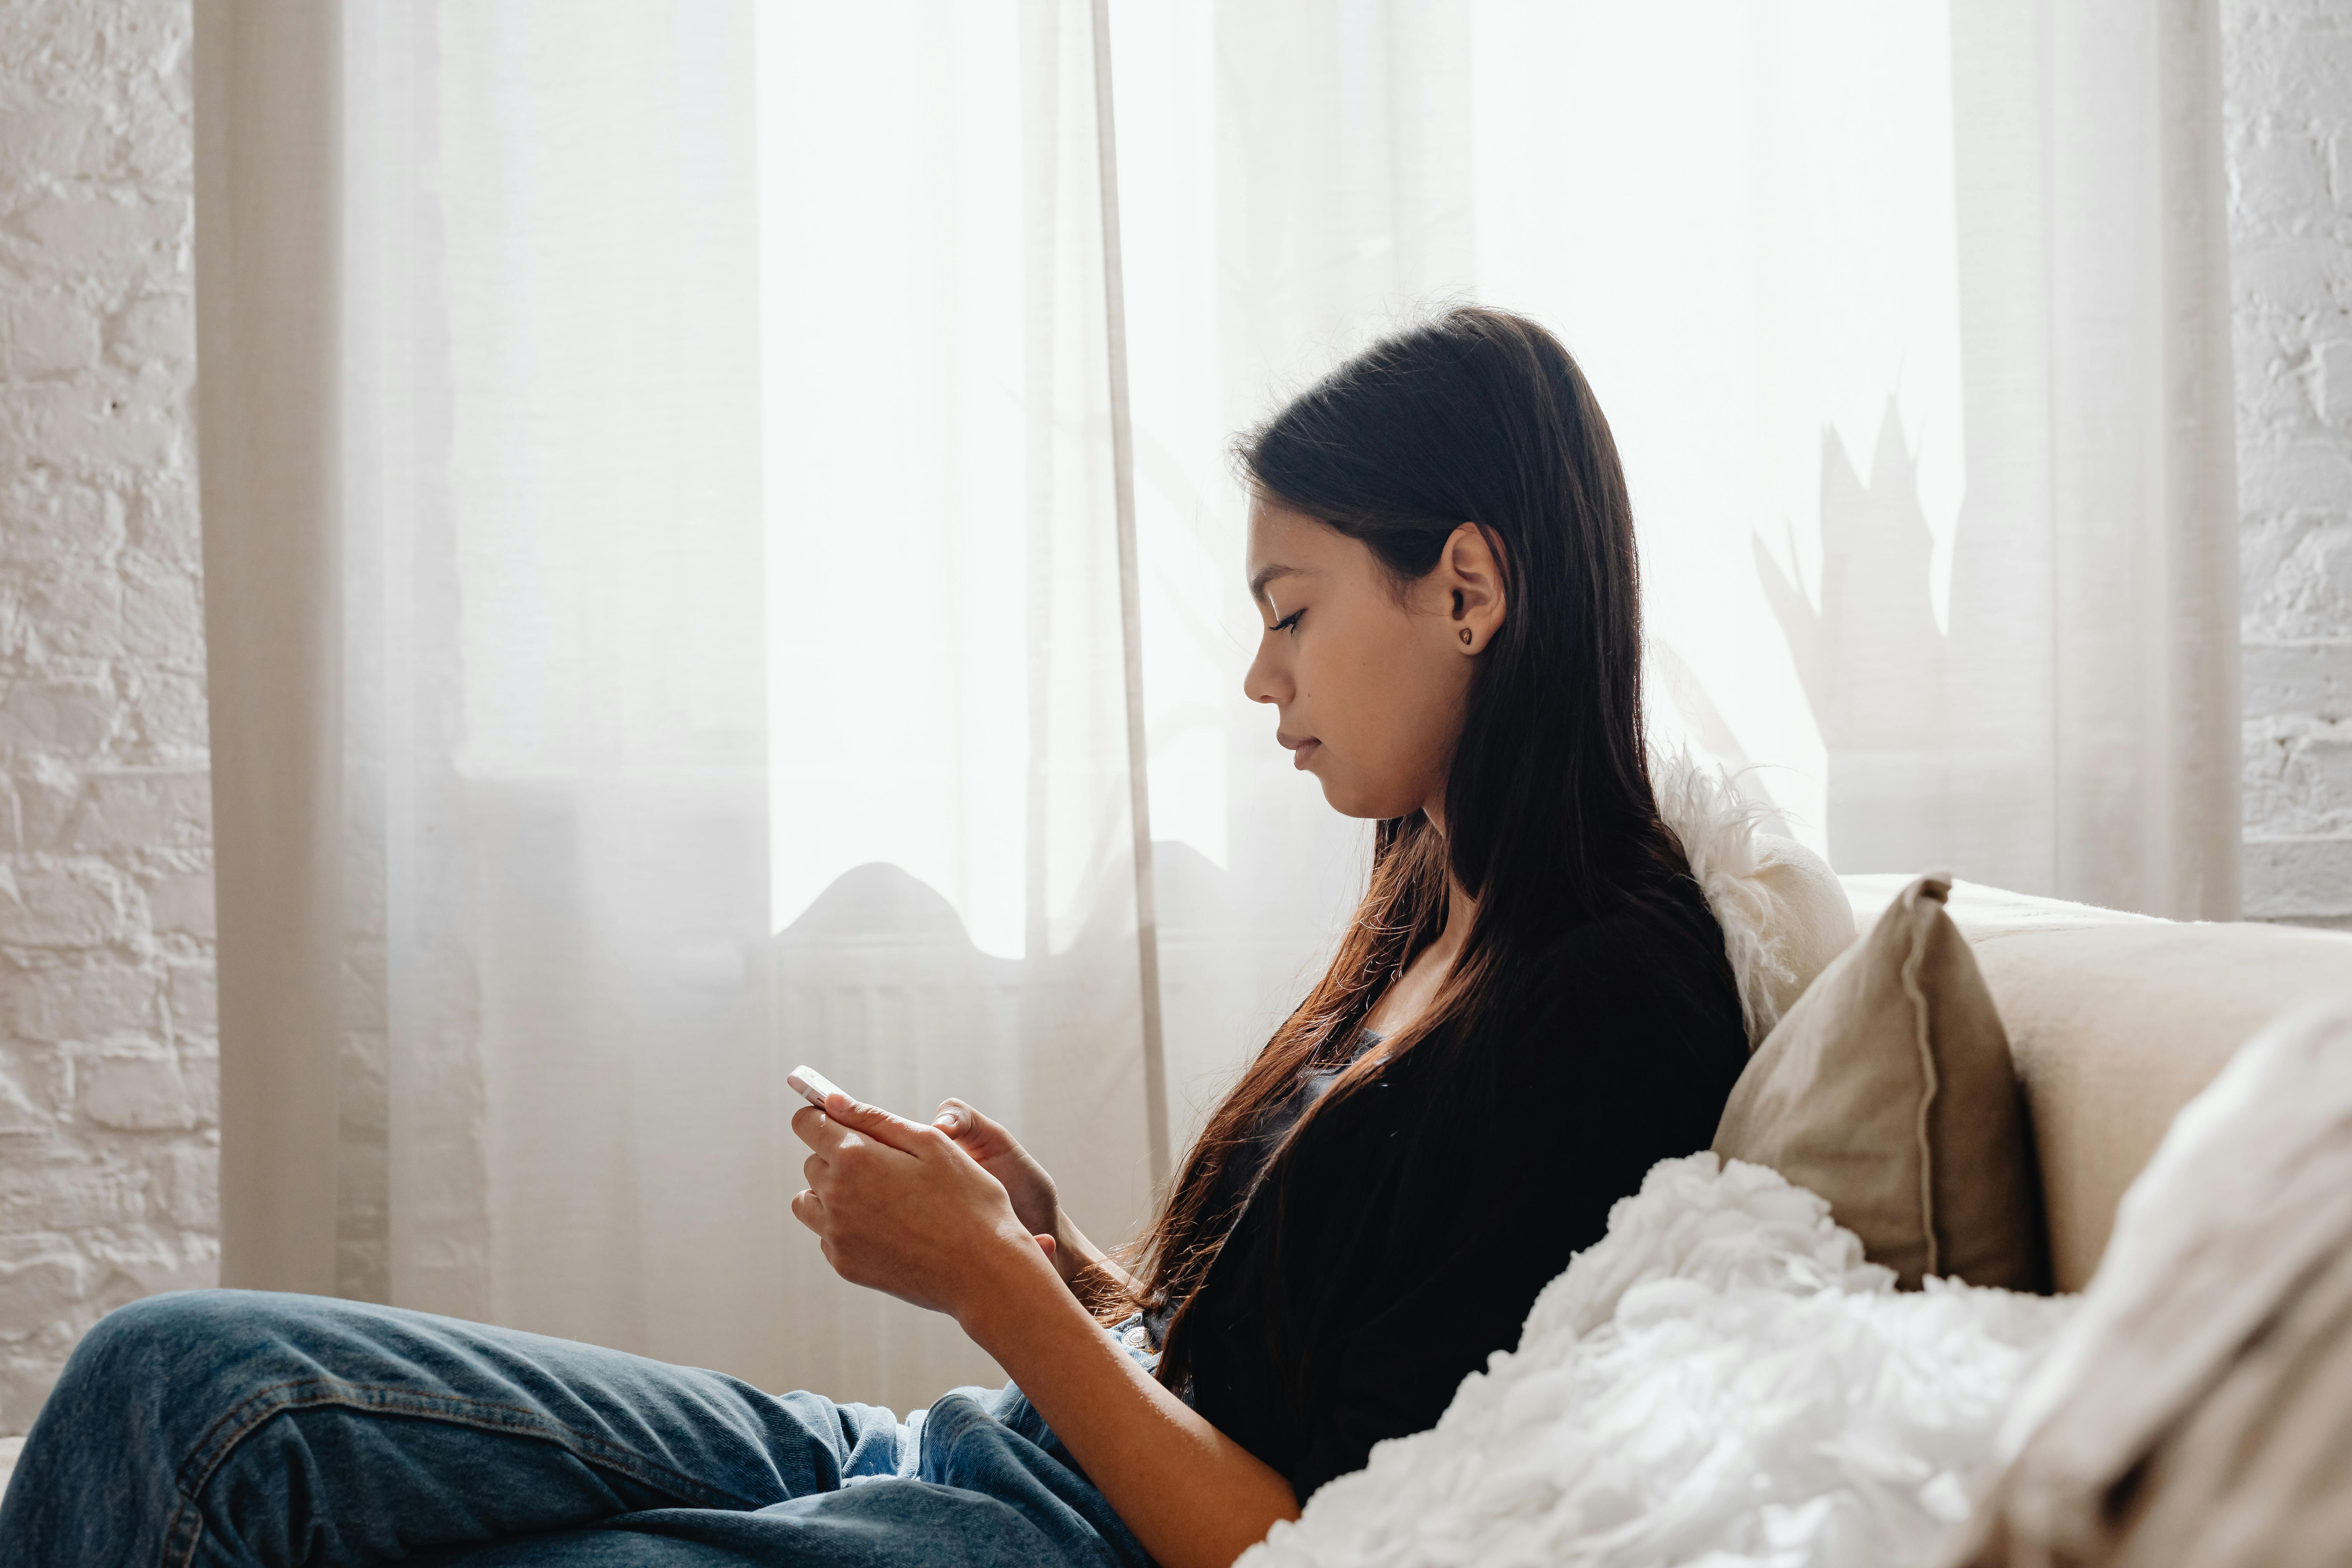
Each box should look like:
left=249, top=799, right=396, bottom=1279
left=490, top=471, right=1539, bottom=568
left=194, top=0, right=344, bottom=1296
left=198, top=0, right=2239, bottom=1408
left=1465, top=0, right=2238, bottom=918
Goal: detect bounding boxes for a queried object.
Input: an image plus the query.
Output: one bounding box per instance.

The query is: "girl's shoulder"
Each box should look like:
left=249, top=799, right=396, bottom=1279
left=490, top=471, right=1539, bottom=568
left=1524, top=883, right=1732, bottom=997
left=1493, top=893, right=1746, bottom=1080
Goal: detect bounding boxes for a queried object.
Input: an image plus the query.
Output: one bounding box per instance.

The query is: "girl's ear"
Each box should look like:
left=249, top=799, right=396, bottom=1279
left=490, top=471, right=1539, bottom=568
left=1438, top=522, right=1506, bottom=655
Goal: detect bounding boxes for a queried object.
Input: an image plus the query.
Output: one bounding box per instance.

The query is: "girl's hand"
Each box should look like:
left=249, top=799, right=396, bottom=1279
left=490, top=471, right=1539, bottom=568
left=789, top=1095, right=1046, bottom=1317
left=932, top=1099, right=1060, bottom=1249
left=796, top=1099, right=1296, bottom=1568
left=935, top=1098, right=1137, bottom=1297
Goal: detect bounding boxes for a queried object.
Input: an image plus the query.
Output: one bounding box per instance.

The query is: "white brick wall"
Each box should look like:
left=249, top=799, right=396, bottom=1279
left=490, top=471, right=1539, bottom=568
left=0, top=0, right=2340, bottom=1444
left=0, top=0, right=214, bottom=1433
left=2227, top=0, right=2352, bottom=929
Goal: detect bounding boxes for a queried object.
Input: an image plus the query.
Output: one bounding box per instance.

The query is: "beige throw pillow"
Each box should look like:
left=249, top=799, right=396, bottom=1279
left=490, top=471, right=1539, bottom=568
left=1712, top=872, right=2046, bottom=1291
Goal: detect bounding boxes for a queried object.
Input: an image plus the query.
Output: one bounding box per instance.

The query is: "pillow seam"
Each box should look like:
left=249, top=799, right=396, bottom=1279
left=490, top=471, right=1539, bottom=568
left=1898, top=890, right=1941, bottom=1281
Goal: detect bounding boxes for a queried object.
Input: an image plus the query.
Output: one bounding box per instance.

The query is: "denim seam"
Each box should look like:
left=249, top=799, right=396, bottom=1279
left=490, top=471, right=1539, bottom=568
left=160, top=1375, right=768, bottom=1568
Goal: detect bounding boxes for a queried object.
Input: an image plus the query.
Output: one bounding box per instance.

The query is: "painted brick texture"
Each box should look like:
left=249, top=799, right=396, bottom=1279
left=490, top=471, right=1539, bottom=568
left=0, top=0, right=2339, bottom=1447
left=2226, top=0, right=2352, bottom=928
left=0, top=0, right=213, bottom=1433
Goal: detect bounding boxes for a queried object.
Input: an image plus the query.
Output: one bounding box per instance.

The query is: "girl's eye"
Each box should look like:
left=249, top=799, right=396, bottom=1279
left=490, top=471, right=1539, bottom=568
left=1270, top=609, right=1304, bottom=635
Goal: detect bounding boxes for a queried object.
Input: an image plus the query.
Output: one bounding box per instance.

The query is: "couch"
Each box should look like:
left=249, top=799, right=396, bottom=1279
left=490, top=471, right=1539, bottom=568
left=1841, top=874, right=2352, bottom=1293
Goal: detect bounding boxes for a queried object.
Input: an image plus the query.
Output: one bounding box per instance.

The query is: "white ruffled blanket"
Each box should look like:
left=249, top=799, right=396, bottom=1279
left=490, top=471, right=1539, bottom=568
left=1239, top=1154, right=2078, bottom=1568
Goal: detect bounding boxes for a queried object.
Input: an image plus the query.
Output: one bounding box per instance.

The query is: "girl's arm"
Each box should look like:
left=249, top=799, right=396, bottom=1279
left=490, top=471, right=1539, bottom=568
left=930, top=1098, right=1142, bottom=1299
left=960, top=1224, right=1301, bottom=1567
left=792, top=1097, right=1300, bottom=1568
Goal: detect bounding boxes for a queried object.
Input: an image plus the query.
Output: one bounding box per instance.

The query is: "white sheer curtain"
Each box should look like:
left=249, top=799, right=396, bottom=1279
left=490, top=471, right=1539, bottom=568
left=348, top=0, right=1176, bottom=1408
left=199, top=0, right=2236, bottom=1409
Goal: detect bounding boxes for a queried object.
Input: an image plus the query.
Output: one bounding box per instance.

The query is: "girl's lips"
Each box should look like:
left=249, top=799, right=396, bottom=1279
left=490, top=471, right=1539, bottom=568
left=1292, top=739, right=1320, bottom=770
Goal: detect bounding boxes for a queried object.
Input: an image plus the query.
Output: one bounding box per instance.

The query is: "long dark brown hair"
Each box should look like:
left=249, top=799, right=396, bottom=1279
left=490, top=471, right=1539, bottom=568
left=1099, top=305, right=1720, bottom=1392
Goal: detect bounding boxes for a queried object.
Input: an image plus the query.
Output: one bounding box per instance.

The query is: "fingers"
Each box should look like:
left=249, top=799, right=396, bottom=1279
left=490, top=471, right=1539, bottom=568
left=793, top=1097, right=928, bottom=1158
left=790, top=1103, right=848, bottom=1155
left=1034, top=1231, right=1056, bottom=1262
left=789, top=1186, right=822, bottom=1234
left=934, top=1098, right=1011, bottom=1159
left=826, top=1095, right=948, bottom=1158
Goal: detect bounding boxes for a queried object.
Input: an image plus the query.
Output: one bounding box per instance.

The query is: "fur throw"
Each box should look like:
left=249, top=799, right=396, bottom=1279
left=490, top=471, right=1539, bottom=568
left=1648, top=747, right=1857, bottom=1048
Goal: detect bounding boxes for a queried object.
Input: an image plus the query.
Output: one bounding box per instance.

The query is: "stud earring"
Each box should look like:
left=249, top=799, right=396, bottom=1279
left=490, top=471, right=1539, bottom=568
left=1459, top=629, right=1473, bottom=646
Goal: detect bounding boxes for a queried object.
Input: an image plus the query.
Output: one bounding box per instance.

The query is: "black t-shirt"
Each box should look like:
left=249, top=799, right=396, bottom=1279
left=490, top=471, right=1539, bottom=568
left=1168, top=883, right=1747, bottom=1503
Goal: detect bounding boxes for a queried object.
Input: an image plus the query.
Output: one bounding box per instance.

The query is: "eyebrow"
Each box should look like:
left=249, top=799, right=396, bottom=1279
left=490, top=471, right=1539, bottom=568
left=1248, top=563, right=1309, bottom=603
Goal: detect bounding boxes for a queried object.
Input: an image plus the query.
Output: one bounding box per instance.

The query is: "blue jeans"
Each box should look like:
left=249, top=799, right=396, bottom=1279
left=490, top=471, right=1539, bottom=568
left=0, top=1289, right=1157, bottom=1567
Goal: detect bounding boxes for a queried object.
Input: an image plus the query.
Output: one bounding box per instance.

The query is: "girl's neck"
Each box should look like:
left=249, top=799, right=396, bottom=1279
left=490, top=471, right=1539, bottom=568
left=1365, top=811, right=1476, bottom=1038
left=1423, top=798, right=1475, bottom=966
left=1422, top=876, right=1475, bottom=975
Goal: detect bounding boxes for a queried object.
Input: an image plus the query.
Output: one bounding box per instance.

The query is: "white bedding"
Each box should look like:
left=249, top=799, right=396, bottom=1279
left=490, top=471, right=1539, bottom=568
left=1239, top=1154, right=2078, bottom=1568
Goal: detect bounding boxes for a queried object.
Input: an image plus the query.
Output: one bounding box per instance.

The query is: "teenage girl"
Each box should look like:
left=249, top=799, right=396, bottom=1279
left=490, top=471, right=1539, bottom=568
left=0, top=306, right=1746, bottom=1568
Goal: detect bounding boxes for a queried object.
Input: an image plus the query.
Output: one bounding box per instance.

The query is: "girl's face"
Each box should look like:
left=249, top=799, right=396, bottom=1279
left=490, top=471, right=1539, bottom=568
left=1242, top=497, right=1507, bottom=824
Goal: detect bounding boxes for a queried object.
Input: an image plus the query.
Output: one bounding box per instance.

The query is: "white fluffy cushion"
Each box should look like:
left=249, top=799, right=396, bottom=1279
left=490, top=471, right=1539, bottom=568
left=1651, top=748, right=1859, bottom=1046
left=1238, top=1153, right=2077, bottom=1568
left=1957, top=996, right=2352, bottom=1565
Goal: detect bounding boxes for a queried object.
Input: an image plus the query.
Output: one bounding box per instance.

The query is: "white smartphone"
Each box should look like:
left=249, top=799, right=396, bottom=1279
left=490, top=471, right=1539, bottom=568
left=787, top=1064, right=850, bottom=1112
